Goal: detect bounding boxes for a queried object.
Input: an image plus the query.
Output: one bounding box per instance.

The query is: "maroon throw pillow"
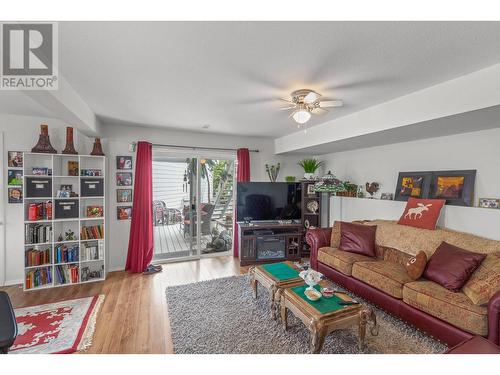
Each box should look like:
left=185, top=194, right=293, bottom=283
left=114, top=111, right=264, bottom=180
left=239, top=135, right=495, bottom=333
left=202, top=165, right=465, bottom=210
left=423, top=242, right=486, bottom=292
left=339, top=221, right=377, bottom=257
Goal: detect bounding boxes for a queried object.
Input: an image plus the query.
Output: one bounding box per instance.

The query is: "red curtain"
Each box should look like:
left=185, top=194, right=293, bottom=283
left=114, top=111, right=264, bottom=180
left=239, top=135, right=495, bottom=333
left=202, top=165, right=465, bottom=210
left=125, top=141, right=154, bottom=273
left=233, top=148, right=250, bottom=257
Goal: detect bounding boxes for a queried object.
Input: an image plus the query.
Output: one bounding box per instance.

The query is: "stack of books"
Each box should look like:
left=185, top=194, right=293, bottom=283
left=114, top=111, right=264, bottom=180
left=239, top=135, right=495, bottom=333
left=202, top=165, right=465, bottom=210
left=25, top=267, right=52, bottom=289
left=55, top=243, right=79, bottom=263
left=25, top=224, right=53, bottom=244
left=82, top=241, right=103, bottom=261
left=25, top=247, right=51, bottom=267
left=81, top=224, right=104, bottom=240
left=28, top=201, right=52, bottom=221
left=55, top=264, right=79, bottom=284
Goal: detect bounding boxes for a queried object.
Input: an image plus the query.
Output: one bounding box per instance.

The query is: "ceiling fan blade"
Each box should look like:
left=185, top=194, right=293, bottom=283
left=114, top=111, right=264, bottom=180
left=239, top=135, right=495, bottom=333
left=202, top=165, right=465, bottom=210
left=279, top=106, right=295, bottom=111
left=320, top=100, right=343, bottom=108
left=279, top=98, right=293, bottom=103
left=312, top=107, right=329, bottom=114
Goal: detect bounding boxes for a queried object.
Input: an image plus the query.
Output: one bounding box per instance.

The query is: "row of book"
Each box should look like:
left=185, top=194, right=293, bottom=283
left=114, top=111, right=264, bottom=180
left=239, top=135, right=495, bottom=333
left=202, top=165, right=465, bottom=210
left=25, top=248, right=51, bottom=267
left=25, top=224, right=53, bottom=244
left=81, top=224, right=104, bottom=240
left=55, top=244, right=79, bottom=264
left=25, top=266, right=52, bottom=289
left=82, top=241, right=103, bottom=261
left=55, top=264, right=79, bottom=284
left=28, top=201, right=52, bottom=221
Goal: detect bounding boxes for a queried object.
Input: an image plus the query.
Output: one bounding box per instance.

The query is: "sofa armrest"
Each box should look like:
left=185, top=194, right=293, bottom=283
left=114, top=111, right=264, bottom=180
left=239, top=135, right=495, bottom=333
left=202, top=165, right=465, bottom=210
left=488, top=290, right=500, bottom=345
left=305, top=227, right=332, bottom=270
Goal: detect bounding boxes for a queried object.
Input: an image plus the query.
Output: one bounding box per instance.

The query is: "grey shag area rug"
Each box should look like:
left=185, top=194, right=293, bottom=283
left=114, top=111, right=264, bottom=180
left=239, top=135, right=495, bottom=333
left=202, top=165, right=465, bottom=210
left=165, top=275, right=447, bottom=354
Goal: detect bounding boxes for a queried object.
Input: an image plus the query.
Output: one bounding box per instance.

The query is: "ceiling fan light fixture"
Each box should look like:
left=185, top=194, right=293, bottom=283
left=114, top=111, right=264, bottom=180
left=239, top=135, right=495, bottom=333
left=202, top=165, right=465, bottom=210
left=292, top=108, right=311, bottom=124
left=304, top=90, right=320, bottom=103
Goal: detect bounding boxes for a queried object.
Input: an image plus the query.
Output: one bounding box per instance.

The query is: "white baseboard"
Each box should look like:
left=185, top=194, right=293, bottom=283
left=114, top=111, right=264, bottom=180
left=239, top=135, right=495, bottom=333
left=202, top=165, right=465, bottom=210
left=4, top=278, right=23, bottom=286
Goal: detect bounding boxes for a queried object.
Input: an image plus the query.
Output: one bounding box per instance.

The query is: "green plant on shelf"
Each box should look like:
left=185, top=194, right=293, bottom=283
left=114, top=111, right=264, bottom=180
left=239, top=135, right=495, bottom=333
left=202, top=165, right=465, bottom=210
left=298, top=158, right=323, bottom=173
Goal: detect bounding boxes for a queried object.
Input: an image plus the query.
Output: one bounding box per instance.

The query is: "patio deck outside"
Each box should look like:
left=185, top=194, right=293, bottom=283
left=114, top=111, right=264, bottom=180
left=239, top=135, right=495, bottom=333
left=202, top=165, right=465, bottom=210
left=152, top=158, right=234, bottom=260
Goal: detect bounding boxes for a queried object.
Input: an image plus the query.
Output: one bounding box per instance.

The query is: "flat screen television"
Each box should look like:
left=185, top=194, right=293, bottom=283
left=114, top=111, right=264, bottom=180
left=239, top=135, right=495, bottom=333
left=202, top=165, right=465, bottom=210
left=236, top=182, right=302, bottom=221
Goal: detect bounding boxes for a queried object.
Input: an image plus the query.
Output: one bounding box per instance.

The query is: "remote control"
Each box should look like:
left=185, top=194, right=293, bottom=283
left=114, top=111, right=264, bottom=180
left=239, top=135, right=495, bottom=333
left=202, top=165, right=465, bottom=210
left=338, top=301, right=359, bottom=305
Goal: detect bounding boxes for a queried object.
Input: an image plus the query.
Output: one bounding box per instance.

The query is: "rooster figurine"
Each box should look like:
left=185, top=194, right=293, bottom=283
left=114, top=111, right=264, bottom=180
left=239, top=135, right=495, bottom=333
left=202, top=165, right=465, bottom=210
left=365, top=182, right=380, bottom=198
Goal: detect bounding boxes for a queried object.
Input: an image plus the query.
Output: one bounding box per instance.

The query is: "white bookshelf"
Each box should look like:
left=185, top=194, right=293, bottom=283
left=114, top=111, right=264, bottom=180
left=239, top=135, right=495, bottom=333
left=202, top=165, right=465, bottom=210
left=22, top=153, right=106, bottom=291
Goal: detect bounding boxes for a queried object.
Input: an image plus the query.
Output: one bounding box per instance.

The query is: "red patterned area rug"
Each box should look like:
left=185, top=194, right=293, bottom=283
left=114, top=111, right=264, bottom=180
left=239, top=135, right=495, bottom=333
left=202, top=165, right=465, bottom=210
left=10, top=295, right=105, bottom=354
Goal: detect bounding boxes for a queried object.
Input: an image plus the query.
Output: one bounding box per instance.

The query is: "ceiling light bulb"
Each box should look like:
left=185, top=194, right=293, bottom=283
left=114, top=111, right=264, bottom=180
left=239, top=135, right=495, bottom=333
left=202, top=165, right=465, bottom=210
left=292, top=109, right=311, bottom=124
left=304, top=91, right=320, bottom=103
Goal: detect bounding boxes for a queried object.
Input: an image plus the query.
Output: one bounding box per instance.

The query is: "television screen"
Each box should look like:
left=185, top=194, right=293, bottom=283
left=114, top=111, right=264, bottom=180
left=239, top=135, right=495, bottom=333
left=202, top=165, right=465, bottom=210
left=236, top=182, right=302, bottom=221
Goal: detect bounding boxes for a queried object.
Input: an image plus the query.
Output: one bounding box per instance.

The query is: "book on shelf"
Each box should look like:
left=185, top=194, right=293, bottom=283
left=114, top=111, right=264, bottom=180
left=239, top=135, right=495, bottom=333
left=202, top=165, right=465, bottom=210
left=80, top=169, right=102, bottom=176
left=80, top=224, right=104, bottom=240
left=54, top=243, right=79, bottom=263
left=82, top=241, right=103, bottom=261
left=25, top=266, right=52, bottom=289
left=28, top=201, right=52, bottom=221
left=68, top=161, right=79, bottom=176
left=25, top=247, right=51, bottom=267
left=25, top=224, right=53, bottom=244
left=55, top=264, right=79, bottom=284
left=32, top=167, right=52, bottom=176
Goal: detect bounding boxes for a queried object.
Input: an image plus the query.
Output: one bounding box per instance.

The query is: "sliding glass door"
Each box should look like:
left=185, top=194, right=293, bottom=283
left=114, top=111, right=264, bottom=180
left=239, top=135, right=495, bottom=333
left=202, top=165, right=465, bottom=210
left=152, top=148, right=236, bottom=261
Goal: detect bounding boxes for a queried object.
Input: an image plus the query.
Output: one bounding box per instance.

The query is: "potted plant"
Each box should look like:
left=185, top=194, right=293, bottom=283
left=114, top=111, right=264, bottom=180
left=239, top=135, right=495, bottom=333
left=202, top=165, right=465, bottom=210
left=298, top=158, right=323, bottom=179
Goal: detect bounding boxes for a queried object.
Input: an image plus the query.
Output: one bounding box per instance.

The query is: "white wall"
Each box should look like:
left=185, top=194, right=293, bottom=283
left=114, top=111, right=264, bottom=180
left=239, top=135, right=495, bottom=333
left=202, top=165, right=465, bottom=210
left=319, top=127, right=500, bottom=204
left=0, top=114, right=94, bottom=285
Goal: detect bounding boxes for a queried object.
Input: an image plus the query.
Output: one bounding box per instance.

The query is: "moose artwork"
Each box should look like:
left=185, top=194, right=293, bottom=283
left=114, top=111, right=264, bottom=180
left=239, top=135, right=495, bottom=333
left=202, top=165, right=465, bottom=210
left=404, top=203, right=432, bottom=220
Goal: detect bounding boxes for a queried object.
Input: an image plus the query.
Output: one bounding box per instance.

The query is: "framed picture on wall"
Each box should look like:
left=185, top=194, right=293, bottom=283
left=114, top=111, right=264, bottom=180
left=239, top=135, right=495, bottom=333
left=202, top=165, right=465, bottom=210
left=8, top=170, right=23, bottom=185
left=8, top=187, right=23, bottom=203
left=7, top=151, right=23, bottom=167
left=430, top=170, right=476, bottom=207
left=117, top=206, right=132, bottom=220
left=116, top=156, right=133, bottom=170
left=394, top=171, right=432, bottom=201
left=117, top=189, right=133, bottom=203
left=116, top=172, right=133, bottom=186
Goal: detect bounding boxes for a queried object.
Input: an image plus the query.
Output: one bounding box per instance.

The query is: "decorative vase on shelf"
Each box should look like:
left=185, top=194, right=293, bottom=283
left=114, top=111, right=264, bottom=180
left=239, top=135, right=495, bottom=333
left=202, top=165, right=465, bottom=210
left=303, top=172, right=314, bottom=180
left=31, top=124, right=57, bottom=153
left=90, top=138, right=105, bottom=156
left=62, top=127, right=78, bottom=154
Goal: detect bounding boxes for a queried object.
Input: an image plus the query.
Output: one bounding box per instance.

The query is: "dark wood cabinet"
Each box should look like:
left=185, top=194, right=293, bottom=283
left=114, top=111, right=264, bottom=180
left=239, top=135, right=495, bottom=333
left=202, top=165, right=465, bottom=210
left=238, top=222, right=303, bottom=266
left=300, top=180, right=322, bottom=257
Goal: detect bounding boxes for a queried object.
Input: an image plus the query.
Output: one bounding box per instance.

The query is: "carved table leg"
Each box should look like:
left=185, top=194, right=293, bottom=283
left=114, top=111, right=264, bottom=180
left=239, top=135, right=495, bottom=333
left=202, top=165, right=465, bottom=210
left=280, top=297, right=288, bottom=331
left=269, top=285, right=277, bottom=319
left=274, top=288, right=284, bottom=321
left=358, top=307, right=378, bottom=350
left=309, top=321, right=326, bottom=354
left=249, top=267, right=257, bottom=299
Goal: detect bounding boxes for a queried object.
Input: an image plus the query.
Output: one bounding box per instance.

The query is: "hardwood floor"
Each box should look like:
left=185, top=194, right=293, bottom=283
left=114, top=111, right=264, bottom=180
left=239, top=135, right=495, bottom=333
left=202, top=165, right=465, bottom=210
left=0, top=256, right=247, bottom=354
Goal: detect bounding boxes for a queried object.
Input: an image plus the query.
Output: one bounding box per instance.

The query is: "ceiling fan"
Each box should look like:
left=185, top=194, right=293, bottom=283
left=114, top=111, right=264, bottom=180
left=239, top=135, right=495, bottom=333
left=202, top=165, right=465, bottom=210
left=280, top=89, right=343, bottom=126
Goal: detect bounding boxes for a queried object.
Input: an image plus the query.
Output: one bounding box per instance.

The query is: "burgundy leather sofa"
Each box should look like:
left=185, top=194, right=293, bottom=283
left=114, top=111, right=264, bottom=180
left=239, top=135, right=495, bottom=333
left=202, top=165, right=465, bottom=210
left=306, top=226, right=500, bottom=347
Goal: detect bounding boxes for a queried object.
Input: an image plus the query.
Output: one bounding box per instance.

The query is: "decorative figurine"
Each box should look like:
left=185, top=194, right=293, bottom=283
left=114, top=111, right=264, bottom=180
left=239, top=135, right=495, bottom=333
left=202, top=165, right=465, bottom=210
left=65, top=229, right=76, bottom=241
left=90, top=137, right=105, bottom=156
left=31, top=124, right=57, bottom=153
left=62, top=127, right=78, bottom=154
left=365, top=182, right=380, bottom=198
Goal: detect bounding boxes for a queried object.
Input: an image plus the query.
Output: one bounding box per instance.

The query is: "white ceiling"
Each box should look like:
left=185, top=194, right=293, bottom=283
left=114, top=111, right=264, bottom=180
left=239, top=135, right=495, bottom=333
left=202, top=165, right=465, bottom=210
left=16, top=22, right=500, bottom=137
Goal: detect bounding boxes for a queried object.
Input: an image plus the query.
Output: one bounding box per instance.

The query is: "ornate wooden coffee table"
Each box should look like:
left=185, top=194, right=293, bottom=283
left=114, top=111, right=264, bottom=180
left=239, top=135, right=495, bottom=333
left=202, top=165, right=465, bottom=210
left=249, top=261, right=305, bottom=319
left=279, top=280, right=378, bottom=353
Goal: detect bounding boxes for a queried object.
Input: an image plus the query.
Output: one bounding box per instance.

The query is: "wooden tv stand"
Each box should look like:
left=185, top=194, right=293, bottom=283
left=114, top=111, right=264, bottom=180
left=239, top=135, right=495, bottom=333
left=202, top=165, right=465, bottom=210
left=237, top=221, right=303, bottom=266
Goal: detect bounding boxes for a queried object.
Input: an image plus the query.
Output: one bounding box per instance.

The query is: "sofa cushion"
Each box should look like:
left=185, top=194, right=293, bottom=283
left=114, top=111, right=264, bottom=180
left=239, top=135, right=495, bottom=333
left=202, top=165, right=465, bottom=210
left=351, top=260, right=413, bottom=299
left=330, top=221, right=341, bottom=248
left=317, top=247, right=377, bottom=276
left=462, top=252, right=500, bottom=305
left=424, top=242, right=486, bottom=292
left=361, top=220, right=500, bottom=258
left=405, top=251, right=428, bottom=280
left=403, top=280, right=488, bottom=336
left=339, top=221, right=377, bottom=257
left=398, top=198, right=445, bottom=230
